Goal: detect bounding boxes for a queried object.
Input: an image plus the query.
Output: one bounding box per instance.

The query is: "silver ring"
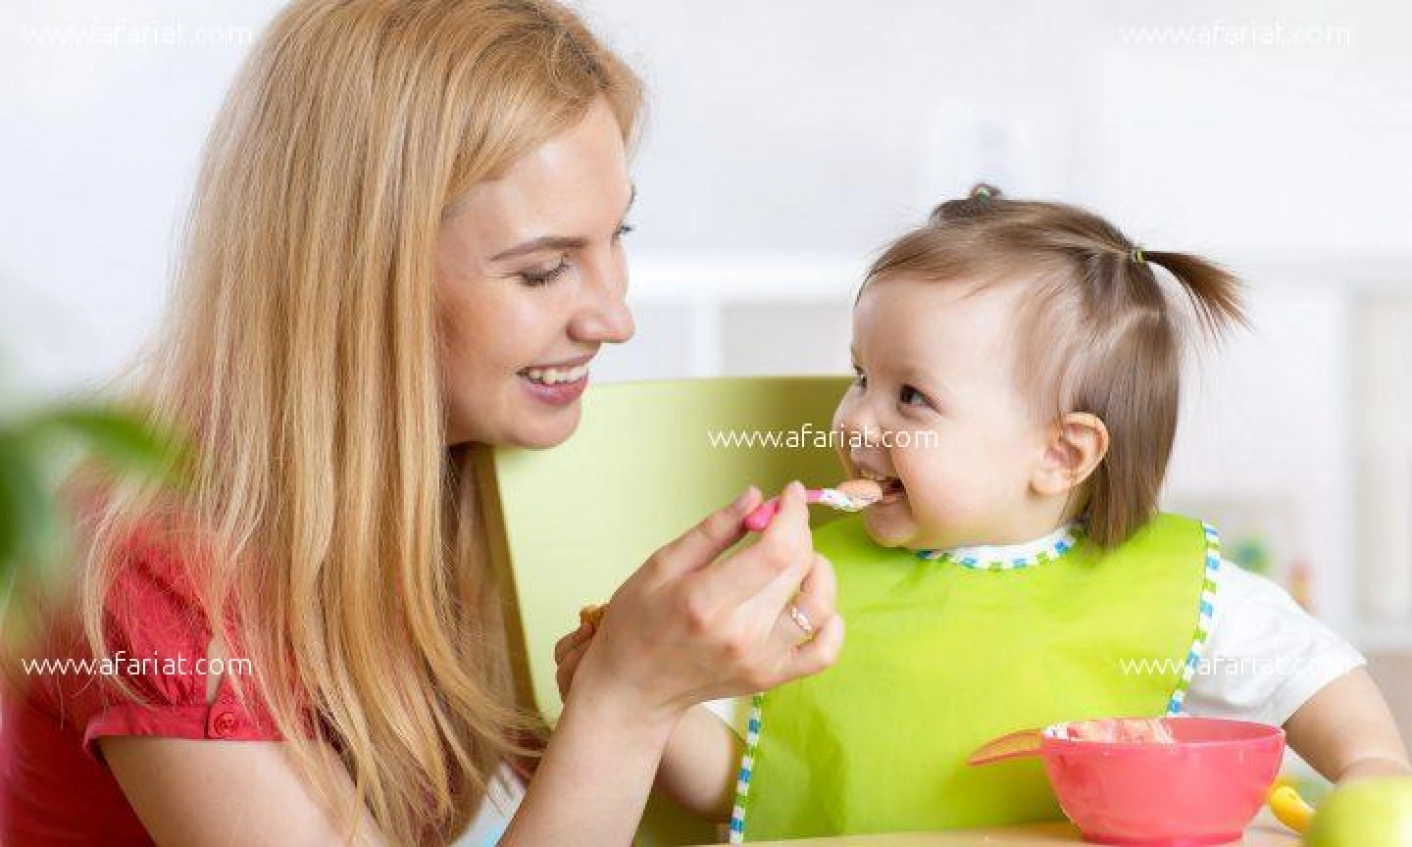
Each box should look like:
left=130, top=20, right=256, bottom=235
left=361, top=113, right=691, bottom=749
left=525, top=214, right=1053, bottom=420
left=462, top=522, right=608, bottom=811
left=787, top=604, right=815, bottom=640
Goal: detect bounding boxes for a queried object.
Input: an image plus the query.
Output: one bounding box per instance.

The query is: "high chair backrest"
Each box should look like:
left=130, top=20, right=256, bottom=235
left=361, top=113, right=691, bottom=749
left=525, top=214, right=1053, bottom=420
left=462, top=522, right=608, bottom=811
left=479, top=376, right=850, bottom=845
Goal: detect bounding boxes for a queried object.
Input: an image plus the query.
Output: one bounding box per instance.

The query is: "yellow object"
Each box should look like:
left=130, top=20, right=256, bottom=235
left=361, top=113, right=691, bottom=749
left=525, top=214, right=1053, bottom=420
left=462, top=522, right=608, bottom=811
left=481, top=376, right=852, bottom=846
left=1268, top=784, right=1316, bottom=833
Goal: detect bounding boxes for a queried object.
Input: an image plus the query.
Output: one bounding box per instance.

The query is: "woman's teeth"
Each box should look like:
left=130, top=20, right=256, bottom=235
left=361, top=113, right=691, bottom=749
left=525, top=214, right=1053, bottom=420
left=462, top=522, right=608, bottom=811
left=522, top=363, right=588, bottom=385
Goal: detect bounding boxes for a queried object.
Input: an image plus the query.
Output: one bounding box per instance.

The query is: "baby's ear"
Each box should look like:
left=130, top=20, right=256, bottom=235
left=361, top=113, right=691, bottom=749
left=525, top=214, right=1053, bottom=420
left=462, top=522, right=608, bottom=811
left=1031, top=413, right=1109, bottom=496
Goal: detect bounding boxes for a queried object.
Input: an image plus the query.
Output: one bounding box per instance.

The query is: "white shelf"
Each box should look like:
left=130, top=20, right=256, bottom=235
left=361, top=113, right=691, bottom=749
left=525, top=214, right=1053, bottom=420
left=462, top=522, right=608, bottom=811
left=622, top=250, right=1412, bottom=305
left=626, top=251, right=866, bottom=303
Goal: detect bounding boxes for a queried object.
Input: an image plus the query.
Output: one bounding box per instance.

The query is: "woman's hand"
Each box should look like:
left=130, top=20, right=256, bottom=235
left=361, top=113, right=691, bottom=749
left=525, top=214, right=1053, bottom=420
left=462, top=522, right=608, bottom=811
left=554, top=619, right=594, bottom=701
left=506, top=482, right=841, bottom=846
left=568, top=481, right=843, bottom=728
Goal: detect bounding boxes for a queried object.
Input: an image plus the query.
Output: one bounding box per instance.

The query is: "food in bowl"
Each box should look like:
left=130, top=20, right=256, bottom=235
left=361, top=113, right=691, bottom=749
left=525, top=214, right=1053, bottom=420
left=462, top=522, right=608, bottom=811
left=1053, top=717, right=1176, bottom=745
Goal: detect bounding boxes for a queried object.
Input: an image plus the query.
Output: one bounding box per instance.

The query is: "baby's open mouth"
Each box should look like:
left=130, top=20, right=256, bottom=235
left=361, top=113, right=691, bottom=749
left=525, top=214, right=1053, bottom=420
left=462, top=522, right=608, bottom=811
left=858, top=469, right=906, bottom=503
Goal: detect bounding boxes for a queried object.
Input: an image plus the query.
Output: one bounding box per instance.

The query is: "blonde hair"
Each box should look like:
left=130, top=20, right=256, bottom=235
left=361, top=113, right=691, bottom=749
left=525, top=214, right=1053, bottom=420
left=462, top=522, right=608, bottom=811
left=70, top=1, right=641, bottom=842
left=863, top=185, right=1245, bottom=547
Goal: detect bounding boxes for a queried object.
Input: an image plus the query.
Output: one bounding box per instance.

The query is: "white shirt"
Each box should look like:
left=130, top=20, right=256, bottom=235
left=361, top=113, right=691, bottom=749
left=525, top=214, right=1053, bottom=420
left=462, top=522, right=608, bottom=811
left=1185, top=559, right=1365, bottom=726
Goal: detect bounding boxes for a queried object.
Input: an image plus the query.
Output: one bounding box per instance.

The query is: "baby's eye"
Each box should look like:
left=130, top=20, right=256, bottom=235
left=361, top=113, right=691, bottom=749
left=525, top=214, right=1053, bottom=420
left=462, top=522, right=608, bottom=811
left=900, top=385, right=929, bottom=407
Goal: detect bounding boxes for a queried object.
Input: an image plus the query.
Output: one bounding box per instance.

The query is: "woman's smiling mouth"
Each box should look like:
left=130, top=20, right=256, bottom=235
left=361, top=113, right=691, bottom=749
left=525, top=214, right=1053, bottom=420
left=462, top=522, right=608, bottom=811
left=518, top=355, right=593, bottom=406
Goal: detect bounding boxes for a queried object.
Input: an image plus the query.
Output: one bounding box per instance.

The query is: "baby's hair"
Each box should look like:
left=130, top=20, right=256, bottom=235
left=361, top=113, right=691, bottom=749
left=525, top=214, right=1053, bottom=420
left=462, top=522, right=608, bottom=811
left=862, top=183, right=1246, bottom=547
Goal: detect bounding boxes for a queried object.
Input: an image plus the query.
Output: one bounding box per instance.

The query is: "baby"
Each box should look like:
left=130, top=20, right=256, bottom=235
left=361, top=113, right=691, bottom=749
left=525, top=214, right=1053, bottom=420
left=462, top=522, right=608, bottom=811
left=558, top=186, right=1411, bottom=841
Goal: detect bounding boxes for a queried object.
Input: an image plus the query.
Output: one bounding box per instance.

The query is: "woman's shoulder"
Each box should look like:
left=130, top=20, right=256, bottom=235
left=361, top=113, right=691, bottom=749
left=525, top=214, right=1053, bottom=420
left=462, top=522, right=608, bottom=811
left=103, top=514, right=213, bottom=639
left=57, top=482, right=211, bottom=633
left=16, top=511, right=282, bottom=749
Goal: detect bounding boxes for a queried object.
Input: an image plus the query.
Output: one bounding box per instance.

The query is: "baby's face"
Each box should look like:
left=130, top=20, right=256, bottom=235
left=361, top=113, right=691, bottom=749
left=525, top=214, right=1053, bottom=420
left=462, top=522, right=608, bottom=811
left=834, top=276, right=1048, bottom=549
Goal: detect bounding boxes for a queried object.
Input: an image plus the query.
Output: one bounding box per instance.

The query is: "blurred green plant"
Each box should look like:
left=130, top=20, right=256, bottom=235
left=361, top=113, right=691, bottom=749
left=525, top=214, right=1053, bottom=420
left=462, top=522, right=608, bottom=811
left=0, top=400, right=187, bottom=613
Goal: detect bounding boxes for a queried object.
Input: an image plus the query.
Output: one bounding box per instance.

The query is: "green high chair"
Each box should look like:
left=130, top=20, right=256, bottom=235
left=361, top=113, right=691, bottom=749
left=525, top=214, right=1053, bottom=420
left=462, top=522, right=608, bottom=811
left=479, top=376, right=852, bottom=846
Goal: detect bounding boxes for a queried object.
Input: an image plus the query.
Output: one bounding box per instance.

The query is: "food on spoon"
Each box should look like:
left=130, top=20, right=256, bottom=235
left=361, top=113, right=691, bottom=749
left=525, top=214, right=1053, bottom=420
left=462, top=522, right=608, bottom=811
left=819, top=478, right=885, bottom=511
left=744, top=478, right=885, bottom=532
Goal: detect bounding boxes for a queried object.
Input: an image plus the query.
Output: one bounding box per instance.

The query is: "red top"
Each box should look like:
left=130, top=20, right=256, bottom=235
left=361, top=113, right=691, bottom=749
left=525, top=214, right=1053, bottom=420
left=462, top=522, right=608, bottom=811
left=0, top=527, right=282, bottom=845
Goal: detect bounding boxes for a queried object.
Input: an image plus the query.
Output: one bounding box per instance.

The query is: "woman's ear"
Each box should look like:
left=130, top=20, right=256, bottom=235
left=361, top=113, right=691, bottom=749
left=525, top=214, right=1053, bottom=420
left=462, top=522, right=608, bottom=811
left=1031, top=413, right=1109, bottom=496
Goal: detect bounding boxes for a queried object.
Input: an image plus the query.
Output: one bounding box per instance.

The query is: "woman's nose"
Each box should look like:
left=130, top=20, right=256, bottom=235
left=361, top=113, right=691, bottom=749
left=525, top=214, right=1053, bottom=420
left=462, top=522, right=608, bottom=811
left=569, top=251, right=635, bottom=344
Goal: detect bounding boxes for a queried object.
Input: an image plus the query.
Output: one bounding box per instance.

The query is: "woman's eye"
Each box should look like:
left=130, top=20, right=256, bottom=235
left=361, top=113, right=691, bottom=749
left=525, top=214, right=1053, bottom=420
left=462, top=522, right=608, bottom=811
left=613, top=222, right=635, bottom=240
left=900, top=385, right=929, bottom=407
left=519, top=260, right=569, bottom=287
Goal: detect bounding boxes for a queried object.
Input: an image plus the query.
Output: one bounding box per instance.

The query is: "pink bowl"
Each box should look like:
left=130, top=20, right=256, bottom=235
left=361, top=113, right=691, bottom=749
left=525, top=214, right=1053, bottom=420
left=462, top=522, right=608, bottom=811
left=1039, top=717, right=1285, bottom=846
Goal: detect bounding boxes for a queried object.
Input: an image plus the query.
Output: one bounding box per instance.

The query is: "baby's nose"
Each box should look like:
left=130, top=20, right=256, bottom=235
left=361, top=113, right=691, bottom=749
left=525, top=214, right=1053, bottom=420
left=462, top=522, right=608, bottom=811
left=847, top=434, right=886, bottom=467
left=850, top=425, right=886, bottom=449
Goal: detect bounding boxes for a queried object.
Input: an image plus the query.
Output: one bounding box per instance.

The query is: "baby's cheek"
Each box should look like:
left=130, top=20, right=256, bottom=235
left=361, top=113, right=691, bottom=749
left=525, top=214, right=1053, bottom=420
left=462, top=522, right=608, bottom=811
left=904, top=480, right=961, bottom=533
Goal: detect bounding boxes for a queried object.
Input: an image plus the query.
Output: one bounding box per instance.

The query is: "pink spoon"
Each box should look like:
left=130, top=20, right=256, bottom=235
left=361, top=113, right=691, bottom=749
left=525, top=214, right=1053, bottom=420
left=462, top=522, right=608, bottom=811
left=743, top=479, right=884, bottom=532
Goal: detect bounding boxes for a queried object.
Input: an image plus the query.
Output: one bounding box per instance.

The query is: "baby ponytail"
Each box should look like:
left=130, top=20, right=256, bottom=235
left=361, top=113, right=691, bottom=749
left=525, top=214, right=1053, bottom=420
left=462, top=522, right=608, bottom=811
left=1137, top=250, right=1247, bottom=339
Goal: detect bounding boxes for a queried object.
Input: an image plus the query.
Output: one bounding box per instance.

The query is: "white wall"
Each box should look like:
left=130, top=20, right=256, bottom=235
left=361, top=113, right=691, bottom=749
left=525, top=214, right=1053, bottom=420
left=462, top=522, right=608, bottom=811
left=6, top=1, right=1411, bottom=381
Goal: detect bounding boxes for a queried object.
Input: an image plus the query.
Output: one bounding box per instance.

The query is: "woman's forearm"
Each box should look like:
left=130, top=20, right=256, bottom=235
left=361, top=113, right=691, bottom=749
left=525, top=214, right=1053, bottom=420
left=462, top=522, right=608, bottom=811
left=500, top=673, right=680, bottom=846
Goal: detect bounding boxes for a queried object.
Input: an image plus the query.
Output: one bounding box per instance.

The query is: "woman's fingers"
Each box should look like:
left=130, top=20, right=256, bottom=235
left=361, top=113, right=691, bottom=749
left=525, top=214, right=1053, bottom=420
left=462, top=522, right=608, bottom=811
left=579, top=482, right=841, bottom=714
left=785, top=611, right=845, bottom=682
left=728, top=485, right=826, bottom=642
left=795, top=552, right=837, bottom=629
left=765, top=553, right=837, bottom=648
left=649, top=486, right=762, bottom=578
left=555, top=641, right=591, bottom=698
left=554, top=622, right=592, bottom=664
left=709, top=481, right=813, bottom=605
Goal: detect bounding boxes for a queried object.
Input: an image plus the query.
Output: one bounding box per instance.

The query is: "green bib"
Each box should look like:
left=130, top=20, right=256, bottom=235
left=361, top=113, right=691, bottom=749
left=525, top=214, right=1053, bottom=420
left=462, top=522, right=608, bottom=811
left=733, top=513, right=1220, bottom=841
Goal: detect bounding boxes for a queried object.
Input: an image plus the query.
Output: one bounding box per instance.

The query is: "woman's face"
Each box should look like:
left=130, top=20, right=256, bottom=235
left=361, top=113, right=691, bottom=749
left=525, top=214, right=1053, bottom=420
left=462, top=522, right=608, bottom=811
left=436, top=98, right=635, bottom=448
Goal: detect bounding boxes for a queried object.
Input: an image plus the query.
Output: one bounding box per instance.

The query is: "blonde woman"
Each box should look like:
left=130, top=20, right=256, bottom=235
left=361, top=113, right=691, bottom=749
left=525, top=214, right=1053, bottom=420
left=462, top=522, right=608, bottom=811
left=0, top=2, right=841, bottom=844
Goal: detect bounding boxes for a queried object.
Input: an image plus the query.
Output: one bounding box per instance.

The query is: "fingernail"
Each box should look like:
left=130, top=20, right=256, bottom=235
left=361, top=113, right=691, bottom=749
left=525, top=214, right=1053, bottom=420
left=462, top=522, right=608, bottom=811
left=787, top=480, right=804, bottom=498
left=732, top=486, right=757, bottom=510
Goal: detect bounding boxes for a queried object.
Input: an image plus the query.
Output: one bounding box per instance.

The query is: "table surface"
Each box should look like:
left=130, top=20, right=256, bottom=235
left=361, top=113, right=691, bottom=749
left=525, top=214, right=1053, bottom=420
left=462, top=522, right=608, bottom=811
left=715, top=815, right=1301, bottom=846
